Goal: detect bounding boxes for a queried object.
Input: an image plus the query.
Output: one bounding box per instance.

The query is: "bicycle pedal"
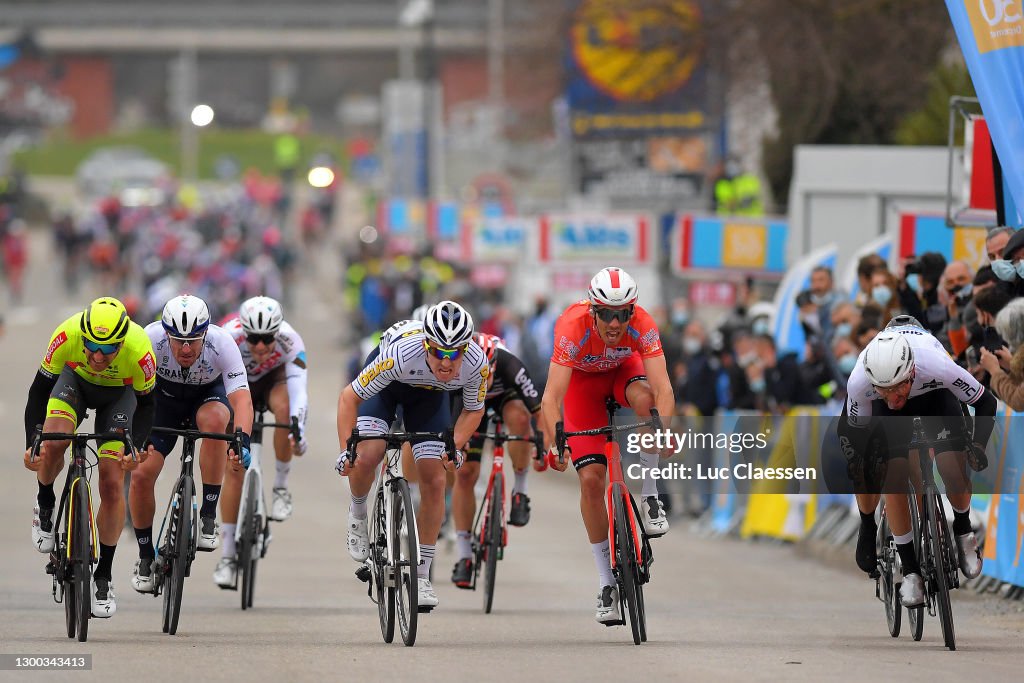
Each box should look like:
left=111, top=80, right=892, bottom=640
left=417, top=605, right=435, bottom=614
left=602, top=619, right=625, bottom=627
left=869, top=569, right=880, bottom=580
left=355, top=565, right=372, bottom=583
left=44, top=561, right=56, bottom=575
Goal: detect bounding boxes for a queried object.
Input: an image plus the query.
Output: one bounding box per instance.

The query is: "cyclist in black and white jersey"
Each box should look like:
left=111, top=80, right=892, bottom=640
left=838, top=315, right=996, bottom=607
left=450, top=332, right=542, bottom=589
left=128, top=295, right=254, bottom=594
left=336, top=301, right=487, bottom=609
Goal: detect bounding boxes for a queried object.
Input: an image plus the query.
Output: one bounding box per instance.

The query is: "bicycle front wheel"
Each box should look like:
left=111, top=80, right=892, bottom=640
left=392, top=479, right=418, bottom=646
left=72, top=479, right=92, bottom=642
left=482, top=472, right=503, bottom=614
left=908, top=494, right=923, bottom=641
left=371, top=487, right=395, bottom=643
left=163, top=477, right=193, bottom=635
left=877, top=514, right=900, bottom=638
left=239, top=473, right=260, bottom=610
left=612, top=486, right=643, bottom=645
left=927, top=493, right=956, bottom=650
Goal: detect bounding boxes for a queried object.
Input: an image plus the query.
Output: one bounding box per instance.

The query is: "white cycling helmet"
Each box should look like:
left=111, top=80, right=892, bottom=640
left=863, top=331, right=915, bottom=387
left=411, top=304, right=430, bottom=322
left=588, top=267, right=638, bottom=306
left=161, top=294, right=210, bottom=338
left=239, top=296, right=284, bottom=336
left=423, top=300, right=474, bottom=348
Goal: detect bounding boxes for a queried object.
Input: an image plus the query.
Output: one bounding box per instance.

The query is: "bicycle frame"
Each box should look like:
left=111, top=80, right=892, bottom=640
left=236, top=408, right=298, bottom=555
left=376, top=447, right=421, bottom=575
left=152, top=431, right=200, bottom=586
left=474, top=420, right=507, bottom=556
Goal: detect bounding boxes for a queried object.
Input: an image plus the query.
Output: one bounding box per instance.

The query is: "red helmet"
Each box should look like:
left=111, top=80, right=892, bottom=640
left=474, top=332, right=505, bottom=372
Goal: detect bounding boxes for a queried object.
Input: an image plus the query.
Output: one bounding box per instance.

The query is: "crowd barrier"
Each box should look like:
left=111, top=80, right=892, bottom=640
left=692, top=403, right=1024, bottom=592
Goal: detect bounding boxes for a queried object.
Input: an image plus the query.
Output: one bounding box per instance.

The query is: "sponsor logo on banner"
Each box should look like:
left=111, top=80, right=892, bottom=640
left=722, top=224, right=767, bottom=268
left=45, top=332, right=68, bottom=364
left=541, top=214, right=649, bottom=262
left=139, top=353, right=157, bottom=382
left=358, top=358, right=395, bottom=387
left=472, top=217, right=532, bottom=261
left=966, top=0, right=1024, bottom=53
left=952, top=226, right=988, bottom=270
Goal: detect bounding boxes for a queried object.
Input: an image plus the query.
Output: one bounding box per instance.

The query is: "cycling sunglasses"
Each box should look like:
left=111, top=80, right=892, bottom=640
left=246, top=333, right=276, bottom=346
left=593, top=306, right=634, bottom=324
left=168, top=333, right=206, bottom=347
left=83, top=339, right=122, bottom=355
left=424, top=340, right=467, bottom=361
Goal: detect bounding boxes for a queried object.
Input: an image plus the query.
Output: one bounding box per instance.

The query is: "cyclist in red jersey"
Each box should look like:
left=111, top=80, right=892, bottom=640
left=537, top=267, right=675, bottom=625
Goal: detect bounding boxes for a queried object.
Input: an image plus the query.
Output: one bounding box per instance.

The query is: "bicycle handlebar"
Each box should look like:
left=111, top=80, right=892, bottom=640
left=150, top=426, right=240, bottom=442
left=347, top=428, right=457, bottom=466
left=554, top=409, right=662, bottom=463
left=31, top=427, right=137, bottom=463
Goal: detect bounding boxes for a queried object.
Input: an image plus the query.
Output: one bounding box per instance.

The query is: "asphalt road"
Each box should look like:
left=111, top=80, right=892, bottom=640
left=1, top=230, right=1023, bottom=682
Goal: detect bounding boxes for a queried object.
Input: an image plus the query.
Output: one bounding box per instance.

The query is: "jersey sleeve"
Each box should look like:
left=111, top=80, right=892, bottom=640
left=460, top=353, right=488, bottom=412
left=551, top=312, right=583, bottom=367
left=629, top=307, right=664, bottom=358
left=937, top=352, right=986, bottom=405
left=497, top=348, right=541, bottom=413
left=844, top=362, right=874, bottom=427
left=214, top=329, right=250, bottom=395
left=40, top=319, right=76, bottom=377
left=130, top=330, right=158, bottom=393
left=351, top=342, right=403, bottom=400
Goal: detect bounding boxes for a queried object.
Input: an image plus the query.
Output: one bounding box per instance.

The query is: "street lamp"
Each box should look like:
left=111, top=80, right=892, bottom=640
left=190, top=104, right=214, bottom=127
left=399, top=0, right=435, bottom=202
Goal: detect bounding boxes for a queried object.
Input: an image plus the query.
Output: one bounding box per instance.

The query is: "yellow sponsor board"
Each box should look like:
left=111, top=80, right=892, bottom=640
left=952, top=226, right=988, bottom=271
left=722, top=224, right=767, bottom=269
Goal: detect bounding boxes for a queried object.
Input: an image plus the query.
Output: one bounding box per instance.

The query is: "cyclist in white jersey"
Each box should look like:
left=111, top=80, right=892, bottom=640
left=336, top=301, right=487, bottom=609
left=839, top=316, right=995, bottom=607
left=128, top=295, right=254, bottom=593
left=214, top=296, right=308, bottom=587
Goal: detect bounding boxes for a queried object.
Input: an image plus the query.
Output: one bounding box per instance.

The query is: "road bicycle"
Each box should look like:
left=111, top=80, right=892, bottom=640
left=32, top=428, right=135, bottom=642
left=148, top=426, right=240, bottom=634
left=232, top=406, right=299, bottom=610
left=556, top=398, right=660, bottom=645
left=467, top=417, right=544, bottom=613
left=351, top=426, right=456, bottom=647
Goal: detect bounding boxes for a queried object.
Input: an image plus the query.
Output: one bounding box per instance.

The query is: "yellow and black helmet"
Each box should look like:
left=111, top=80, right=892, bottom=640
left=80, top=297, right=131, bottom=345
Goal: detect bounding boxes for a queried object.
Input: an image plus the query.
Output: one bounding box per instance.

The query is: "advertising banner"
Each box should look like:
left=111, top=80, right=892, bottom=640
left=898, top=213, right=987, bottom=271
left=674, top=215, right=787, bottom=274
left=539, top=213, right=651, bottom=263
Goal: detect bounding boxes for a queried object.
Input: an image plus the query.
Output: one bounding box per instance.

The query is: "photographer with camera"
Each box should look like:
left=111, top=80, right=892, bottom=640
left=948, top=265, right=998, bottom=359
left=978, top=298, right=1024, bottom=410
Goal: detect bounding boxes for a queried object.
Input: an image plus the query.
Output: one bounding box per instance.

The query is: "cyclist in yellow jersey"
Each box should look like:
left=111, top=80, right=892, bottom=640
left=23, top=297, right=157, bottom=619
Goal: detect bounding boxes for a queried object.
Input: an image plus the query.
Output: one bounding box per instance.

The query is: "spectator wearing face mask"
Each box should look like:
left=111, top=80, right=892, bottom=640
left=724, top=329, right=758, bottom=410
left=746, top=334, right=821, bottom=413
left=949, top=265, right=998, bottom=358
left=897, top=251, right=947, bottom=334
left=978, top=297, right=1024, bottom=410
left=679, top=320, right=719, bottom=417
left=867, top=267, right=902, bottom=325
left=830, top=301, right=860, bottom=344
left=809, top=266, right=841, bottom=338
left=986, top=226, right=1013, bottom=263
left=967, top=282, right=1017, bottom=384
left=934, top=260, right=973, bottom=351
left=989, top=228, right=1024, bottom=298
left=854, top=253, right=887, bottom=307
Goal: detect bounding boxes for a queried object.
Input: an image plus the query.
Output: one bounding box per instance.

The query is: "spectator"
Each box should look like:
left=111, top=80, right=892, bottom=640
left=992, top=228, right=1024, bottom=297
left=950, top=265, right=999, bottom=358
left=986, top=226, right=1014, bottom=263
left=830, top=301, right=861, bottom=343
left=980, top=297, right=1024, bottom=410
left=809, top=266, right=840, bottom=338
left=853, top=320, right=881, bottom=350
left=679, top=320, right=720, bottom=417
left=854, top=253, right=887, bottom=306
left=867, top=267, right=902, bottom=325
left=725, top=330, right=757, bottom=410
left=898, top=251, right=946, bottom=334
left=747, top=334, right=820, bottom=412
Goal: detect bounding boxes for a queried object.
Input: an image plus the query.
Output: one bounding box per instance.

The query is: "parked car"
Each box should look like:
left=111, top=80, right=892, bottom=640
left=75, top=146, right=170, bottom=199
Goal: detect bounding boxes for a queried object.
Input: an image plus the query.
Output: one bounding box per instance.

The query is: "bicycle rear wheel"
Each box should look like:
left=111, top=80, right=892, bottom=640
left=908, top=494, right=923, bottom=641
left=239, top=473, right=260, bottom=610
left=73, top=480, right=92, bottom=642
left=482, top=472, right=503, bottom=614
left=163, top=477, right=192, bottom=635
left=612, top=486, right=642, bottom=645
left=59, top=497, right=76, bottom=639
left=392, top=479, right=418, bottom=646
left=877, top=513, right=901, bottom=638
left=927, top=493, right=956, bottom=651
left=371, top=487, right=395, bottom=643
left=628, top=495, right=648, bottom=643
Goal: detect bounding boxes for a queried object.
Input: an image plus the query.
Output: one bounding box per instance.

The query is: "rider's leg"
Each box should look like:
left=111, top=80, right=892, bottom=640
left=268, top=382, right=293, bottom=488
left=414, top=454, right=447, bottom=577
left=502, top=399, right=534, bottom=494
left=196, top=400, right=231, bottom=521
left=95, top=457, right=126, bottom=580
left=452, top=457, right=481, bottom=559
left=127, top=447, right=166, bottom=558
left=882, top=457, right=917, bottom=574
left=578, top=460, right=614, bottom=588
left=623, top=380, right=661, bottom=500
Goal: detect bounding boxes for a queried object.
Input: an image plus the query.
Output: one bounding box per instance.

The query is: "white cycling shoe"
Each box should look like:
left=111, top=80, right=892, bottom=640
left=213, top=557, right=237, bottom=589
left=32, top=504, right=55, bottom=553
left=131, top=558, right=157, bottom=594
left=348, top=515, right=369, bottom=562
left=956, top=532, right=983, bottom=579
left=641, top=496, right=669, bottom=538
left=418, top=577, right=439, bottom=609
left=91, top=576, right=117, bottom=618
left=197, top=516, right=220, bottom=552
left=271, top=488, right=294, bottom=521
left=595, top=585, right=622, bottom=624
left=900, top=573, right=925, bottom=608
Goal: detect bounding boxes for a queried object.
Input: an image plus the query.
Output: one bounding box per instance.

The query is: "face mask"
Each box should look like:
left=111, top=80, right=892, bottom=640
left=837, top=353, right=858, bottom=375
left=799, top=313, right=821, bottom=332
left=956, top=283, right=973, bottom=299
left=992, top=259, right=1016, bottom=281
left=738, top=351, right=758, bottom=368
left=683, top=337, right=702, bottom=355
left=872, top=285, right=892, bottom=306
left=834, top=322, right=852, bottom=339
left=671, top=311, right=689, bottom=327
left=750, top=377, right=766, bottom=393
left=905, top=274, right=921, bottom=293
left=752, top=318, right=771, bottom=336
left=1015, top=262, right=1024, bottom=279
left=810, top=292, right=831, bottom=306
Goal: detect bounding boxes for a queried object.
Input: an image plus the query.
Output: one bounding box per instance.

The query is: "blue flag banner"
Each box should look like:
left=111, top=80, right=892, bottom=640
left=946, top=1, right=1024, bottom=226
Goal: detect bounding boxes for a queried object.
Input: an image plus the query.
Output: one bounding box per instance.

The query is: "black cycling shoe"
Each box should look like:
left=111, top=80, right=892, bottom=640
left=509, top=492, right=531, bottom=527
left=856, top=517, right=878, bottom=575
left=451, top=558, right=473, bottom=589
